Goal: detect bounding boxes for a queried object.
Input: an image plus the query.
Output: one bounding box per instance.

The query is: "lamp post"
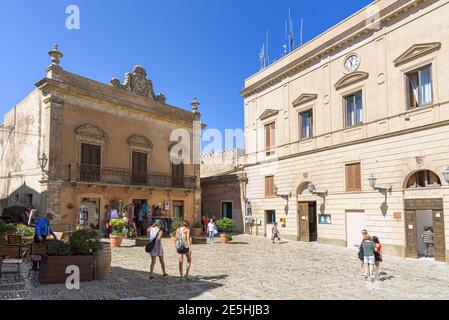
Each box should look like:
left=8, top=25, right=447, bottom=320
left=368, top=174, right=392, bottom=195
left=274, top=185, right=291, bottom=200
left=39, top=153, right=48, bottom=176
left=307, top=182, right=328, bottom=199
left=442, top=167, right=449, bottom=185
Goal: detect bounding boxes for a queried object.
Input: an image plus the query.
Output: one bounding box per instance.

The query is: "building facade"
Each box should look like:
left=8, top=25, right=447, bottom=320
left=0, top=46, right=202, bottom=230
left=200, top=149, right=245, bottom=232
left=240, top=0, right=449, bottom=262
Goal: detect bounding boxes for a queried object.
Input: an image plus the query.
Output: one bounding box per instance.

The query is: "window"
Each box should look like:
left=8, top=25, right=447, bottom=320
left=300, top=110, right=313, bottom=140
left=265, top=176, right=274, bottom=197
left=26, top=194, right=33, bottom=206
left=131, top=151, right=148, bottom=184
left=345, top=163, right=362, bottom=192
left=172, top=162, right=185, bottom=188
left=265, top=122, right=276, bottom=151
left=266, top=210, right=276, bottom=225
left=344, top=91, right=363, bottom=127
left=407, top=65, right=432, bottom=109
left=221, top=202, right=233, bottom=219
left=406, top=170, right=441, bottom=188
left=14, top=194, right=20, bottom=203
left=80, top=143, right=101, bottom=181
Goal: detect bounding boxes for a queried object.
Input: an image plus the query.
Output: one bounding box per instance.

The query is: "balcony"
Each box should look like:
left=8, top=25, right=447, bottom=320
left=69, top=164, right=196, bottom=189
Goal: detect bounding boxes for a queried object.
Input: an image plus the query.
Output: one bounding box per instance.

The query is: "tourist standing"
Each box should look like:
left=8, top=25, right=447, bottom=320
left=147, top=220, right=167, bottom=280
left=207, top=219, right=217, bottom=243
left=271, top=222, right=280, bottom=244
left=176, top=221, right=192, bottom=278
left=362, top=233, right=376, bottom=282
left=422, top=227, right=435, bottom=258
left=372, top=236, right=383, bottom=280
left=33, top=213, right=57, bottom=270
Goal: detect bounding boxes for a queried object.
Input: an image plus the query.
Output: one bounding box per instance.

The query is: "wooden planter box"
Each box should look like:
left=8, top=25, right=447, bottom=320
left=191, top=227, right=203, bottom=237
left=135, top=237, right=150, bottom=247
left=38, top=255, right=96, bottom=284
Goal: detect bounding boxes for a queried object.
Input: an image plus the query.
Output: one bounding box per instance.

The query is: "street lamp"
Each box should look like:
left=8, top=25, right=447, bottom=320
left=442, top=167, right=449, bottom=184
left=368, top=174, right=392, bottom=195
left=274, top=185, right=291, bottom=200
left=39, top=153, right=48, bottom=172
left=307, top=182, right=328, bottom=199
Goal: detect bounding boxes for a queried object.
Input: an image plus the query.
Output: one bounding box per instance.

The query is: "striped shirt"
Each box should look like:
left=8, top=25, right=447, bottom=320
left=422, top=230, right=434, bottom=244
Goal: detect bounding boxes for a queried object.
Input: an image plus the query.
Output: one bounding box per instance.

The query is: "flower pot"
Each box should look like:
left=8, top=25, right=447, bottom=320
left=38, top=255, right=96, bottom=284
left=220, top=235, right=229, bottom=244
left=110, top=236, right=124, bottom=248
left=192, top=227, right=202, bottom=237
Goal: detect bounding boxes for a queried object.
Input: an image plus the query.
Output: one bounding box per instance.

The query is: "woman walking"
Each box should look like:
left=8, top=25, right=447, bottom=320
left=147, top=220, right=167, bottom=280
left=176, top=221, right=192, bottom=278
left=362, top=233, right=376, bottom=282
left=372, top=236, right=383, bottom=281
left=207, top=219, right=217, bottom=243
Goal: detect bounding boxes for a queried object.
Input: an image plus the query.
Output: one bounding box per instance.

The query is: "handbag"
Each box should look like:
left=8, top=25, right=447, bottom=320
left=145, top=230, right=160, bottom=253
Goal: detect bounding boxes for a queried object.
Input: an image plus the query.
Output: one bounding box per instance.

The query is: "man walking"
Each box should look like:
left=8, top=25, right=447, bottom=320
left=422, top=227, right=434, bottom=258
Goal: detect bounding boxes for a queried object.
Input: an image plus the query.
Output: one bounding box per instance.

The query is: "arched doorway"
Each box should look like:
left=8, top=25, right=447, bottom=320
left=403, top=170, right=446, bottom=262
left=297, top=182, right=318, bottom=242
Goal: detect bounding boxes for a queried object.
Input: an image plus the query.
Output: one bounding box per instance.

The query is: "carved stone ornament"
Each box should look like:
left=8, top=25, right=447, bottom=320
left=259, top=109, right=280, bottom=121
left=109, top=65, right=167, bottom=102
left=416, top=156, right=425, bottom=168
left=75, top=124, right=108, bottom=141
left=394, top=42, right=441, bottom=66
left=127, top=134, right=153, bottom=150
left=334, top=71, right=369, bottom=90
left=292, top=94, right=318, bottom=107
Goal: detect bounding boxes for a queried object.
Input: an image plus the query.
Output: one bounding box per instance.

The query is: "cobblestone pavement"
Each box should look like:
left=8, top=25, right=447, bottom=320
left=2, top=234, right=449, bottom=300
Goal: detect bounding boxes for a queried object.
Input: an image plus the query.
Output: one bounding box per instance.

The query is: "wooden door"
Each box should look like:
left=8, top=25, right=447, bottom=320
left=80, top=143, right=101, bottom=181
left=132, top=152, right=147, bottom=185
left=433, top=210, right=446, bottom=262
left=405, top=210, right=418, bottom=258
left=172, top=163, right=184, bottom=188
left=298, top=202, right=310, bottom=242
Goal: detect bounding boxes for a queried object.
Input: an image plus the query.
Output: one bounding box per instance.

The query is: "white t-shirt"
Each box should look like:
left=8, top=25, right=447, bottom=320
left=208, top=222, right=216, bottom=233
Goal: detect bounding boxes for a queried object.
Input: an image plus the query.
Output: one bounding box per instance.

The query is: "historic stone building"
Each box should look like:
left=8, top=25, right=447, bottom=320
left=240, top=0, right=449, bottom=262
left=0, top=46, right=202, bottom=230
left=200, top=149, right=245, bottom=232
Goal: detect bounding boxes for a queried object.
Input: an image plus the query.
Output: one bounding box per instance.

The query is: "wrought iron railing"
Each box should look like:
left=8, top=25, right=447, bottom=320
left=69, top=163, right=196, bottom=189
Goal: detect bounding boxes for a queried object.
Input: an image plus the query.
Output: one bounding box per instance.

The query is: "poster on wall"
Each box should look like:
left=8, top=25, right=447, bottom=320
left=319, top=214, right=332, bottom=225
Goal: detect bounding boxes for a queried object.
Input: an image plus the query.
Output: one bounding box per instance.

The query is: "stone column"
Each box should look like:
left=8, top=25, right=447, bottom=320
left=191, top=98, right=201, bottom=224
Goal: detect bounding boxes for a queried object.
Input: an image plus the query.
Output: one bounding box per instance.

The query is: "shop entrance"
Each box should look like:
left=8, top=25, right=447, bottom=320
left=265, top=210, right=276, bottom=239
left=80, top=198, right=100, bottom=229
left=133, top=199, right=149, bottom=236
left=173, top=201, right=184, bottom=220
left=298, top=202, right=317, bottom=242
left=404, top=199, right=446, bottom=262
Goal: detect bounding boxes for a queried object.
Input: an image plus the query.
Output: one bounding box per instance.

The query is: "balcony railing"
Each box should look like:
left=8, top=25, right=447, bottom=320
left=69, top=163, right=196, bottom=189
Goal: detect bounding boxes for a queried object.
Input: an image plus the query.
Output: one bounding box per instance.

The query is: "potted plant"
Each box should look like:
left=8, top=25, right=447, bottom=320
left=109, top=219, right=128, bottom=248
left=38, top=229, right=100, bottom=284
left=220, top=233, right=233, bottom=244
left=191, top=221, right=203, bottom=237
left=216, top=217, right=236, bottom=233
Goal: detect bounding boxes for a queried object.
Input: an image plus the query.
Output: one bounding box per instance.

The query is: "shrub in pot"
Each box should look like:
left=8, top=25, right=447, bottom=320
left=12, top=224, right=35, bottom=241
left=216, top=218, right=236, bottom=233
left=220, top=233, right=233, bottom=244
left=109, top=219, right=128, bottom=248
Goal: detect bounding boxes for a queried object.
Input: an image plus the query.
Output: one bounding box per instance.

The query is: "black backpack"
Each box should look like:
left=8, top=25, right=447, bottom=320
left=358, top=242, right=364, bottom=261
left=145, top=230, right=160, bottom=253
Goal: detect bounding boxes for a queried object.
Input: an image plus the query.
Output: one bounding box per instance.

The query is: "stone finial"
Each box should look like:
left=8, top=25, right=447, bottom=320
left=48, top=44, right=63, bottom=66
left=191, top=97, right=200, bottom=113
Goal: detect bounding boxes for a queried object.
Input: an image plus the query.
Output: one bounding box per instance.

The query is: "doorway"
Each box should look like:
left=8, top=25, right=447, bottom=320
left=265, top=210, right=276, bottom=239
left=80, top=198, right=100, bottom=229
left=298, top=202, right=318, bottom=242
left=404, top=199, right=446, bottom=262
left=221, top=201, right=233, bottom=219
left=346, top=211, right=366, bottom=248
left=173, top=201, right=184, bottom=220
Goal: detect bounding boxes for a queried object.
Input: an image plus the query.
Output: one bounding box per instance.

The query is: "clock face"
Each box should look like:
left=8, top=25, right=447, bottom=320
left=344, top=55, right=360, bottom=73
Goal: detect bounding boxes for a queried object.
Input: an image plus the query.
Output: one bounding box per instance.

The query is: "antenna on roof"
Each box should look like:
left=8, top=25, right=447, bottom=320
left=300, top=18, right=304, bottom=47
left=266, top=30, right=270, bottom=65
left=289, top=8, right=294, bottom=51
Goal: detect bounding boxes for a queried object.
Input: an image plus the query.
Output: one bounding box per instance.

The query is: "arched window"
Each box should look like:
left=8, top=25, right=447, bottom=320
left=406, top=170, right=441, bottom=189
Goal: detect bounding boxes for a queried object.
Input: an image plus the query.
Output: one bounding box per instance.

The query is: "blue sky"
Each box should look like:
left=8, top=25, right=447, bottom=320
left=0, top=0, right=372, bottom=150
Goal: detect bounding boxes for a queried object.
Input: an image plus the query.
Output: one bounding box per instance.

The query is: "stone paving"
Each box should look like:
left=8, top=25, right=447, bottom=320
left=1, top=234, right=449, bottom=300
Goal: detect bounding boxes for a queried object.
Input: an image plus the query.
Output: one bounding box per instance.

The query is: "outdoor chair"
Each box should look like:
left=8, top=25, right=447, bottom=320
left=0, top=244, right=26, bottom=280
left=27, top=244, right=48, bottom=278
left=7, top=234, right=22, bottom=245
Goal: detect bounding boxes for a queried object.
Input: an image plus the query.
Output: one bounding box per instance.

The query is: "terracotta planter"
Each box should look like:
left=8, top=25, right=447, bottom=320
left=220, top=235, right=229, bottom=244
left=192, top=227, right=202, bottom=237
left=110, top=236, right=124, bottom=248
left=38, top=255, right=96, bottom=284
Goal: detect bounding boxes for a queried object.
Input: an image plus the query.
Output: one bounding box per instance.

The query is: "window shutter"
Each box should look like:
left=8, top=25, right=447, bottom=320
left=345, top=165, right=352, bottom=191
left=265, top=124, right=270, bottom=150
left=265, top=176, right=274, bottom=197
left=354, top=163, right=361, bottom=191
left=346, top=163, right=361, bottom=192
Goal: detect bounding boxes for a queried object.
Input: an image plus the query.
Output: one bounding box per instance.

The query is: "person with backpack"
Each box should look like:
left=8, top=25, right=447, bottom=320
left=372, top=236, right=383, bottom=281
left=362, top=233, right=376, bottom=282
left=176, top=220, right=192, bottom=279
left=147, top=220, right=167, bottom=280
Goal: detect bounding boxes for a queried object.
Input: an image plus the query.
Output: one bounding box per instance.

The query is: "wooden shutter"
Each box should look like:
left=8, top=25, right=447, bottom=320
left=433, top=210, right=446, bottom=262
left=405, top=210, right=418, bottom=258
left=265, top=122, right=275, bottom=150
left=80, top=143, right=101, bottom=181
left=172, top=163, right=184, bottom=187
left=346, top=163, right=361, bottom=192
left=298, top=202, right=310, bottom=242
left=265, top=176, right=274, bottom=197
left=132, top=152, right=147, bottom=184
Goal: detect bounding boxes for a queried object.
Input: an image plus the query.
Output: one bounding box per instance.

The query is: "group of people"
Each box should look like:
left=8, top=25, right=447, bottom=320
left=147, top=219, right=193, bottom=280
left=358, top=230, right=383, bottom=282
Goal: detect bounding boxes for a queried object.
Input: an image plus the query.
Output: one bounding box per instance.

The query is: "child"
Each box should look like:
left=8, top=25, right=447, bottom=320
left=372, top=236, right=382, bottom=281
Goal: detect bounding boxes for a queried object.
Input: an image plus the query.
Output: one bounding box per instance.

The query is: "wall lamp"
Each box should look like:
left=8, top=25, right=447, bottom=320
left=39, top=153, right=48, bottom=173
left=274, top=185, right=291, bottom=200
left=368, top=175, right=392, bottom=195
left=307, top=182, right=328, bottom=199
left=442, top=167, right=449, bottom=184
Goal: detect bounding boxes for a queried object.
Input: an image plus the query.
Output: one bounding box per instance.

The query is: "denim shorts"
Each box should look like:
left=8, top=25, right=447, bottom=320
left=364, top=255, right=375, bottom=264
